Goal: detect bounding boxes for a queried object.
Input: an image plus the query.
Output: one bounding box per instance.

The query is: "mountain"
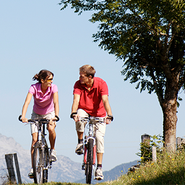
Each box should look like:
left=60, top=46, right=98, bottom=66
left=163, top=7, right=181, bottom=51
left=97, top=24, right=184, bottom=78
left=76, top=160, right=139, bottom=184
left=0, top=133, right=84, bottom=184
left=0, top=133, right=138, bottom=184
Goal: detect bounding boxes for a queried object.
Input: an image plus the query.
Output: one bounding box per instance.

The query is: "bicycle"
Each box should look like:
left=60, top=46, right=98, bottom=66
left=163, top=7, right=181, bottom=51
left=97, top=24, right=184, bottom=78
left=80, top=116, right=106, bottom=184
left=18, top=115, right=59, bottom=184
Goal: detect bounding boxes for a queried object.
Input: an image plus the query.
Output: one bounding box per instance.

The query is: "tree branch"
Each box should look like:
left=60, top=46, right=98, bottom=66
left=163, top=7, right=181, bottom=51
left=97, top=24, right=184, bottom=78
left=150, top=69, right=164, bottom=108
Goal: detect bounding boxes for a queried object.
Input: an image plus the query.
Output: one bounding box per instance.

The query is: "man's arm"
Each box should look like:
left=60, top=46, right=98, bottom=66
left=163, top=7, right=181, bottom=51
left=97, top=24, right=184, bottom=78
left=102, top=95, right=113, bottom=123
left=102, top=95, right=112, bottom=115
left=71, top=94, right=80, bottom=121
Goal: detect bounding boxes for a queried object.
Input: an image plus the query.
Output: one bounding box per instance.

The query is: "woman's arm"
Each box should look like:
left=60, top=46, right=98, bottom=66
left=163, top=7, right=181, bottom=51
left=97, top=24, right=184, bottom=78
left=21, top=92, right=33, bottom=122
left=53, top=92, right=59, bottom=117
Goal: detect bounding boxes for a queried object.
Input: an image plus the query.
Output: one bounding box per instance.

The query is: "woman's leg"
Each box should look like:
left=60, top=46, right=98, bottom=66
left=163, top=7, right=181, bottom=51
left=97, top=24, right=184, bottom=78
left=31, top=132, right=38, bottom=167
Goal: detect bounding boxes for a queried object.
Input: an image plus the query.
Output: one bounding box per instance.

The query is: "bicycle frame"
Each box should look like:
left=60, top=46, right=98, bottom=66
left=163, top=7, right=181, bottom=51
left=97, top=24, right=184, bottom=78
left=35, top=121, right=51, bottom=168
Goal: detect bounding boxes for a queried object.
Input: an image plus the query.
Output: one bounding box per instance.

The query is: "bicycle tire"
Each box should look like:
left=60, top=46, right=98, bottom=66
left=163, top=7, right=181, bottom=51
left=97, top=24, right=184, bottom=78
left=86, top=138, right=94, bottom=184
left=43, top=147, right=49, bottom=183
left=33, top=144, right=44, bottom=184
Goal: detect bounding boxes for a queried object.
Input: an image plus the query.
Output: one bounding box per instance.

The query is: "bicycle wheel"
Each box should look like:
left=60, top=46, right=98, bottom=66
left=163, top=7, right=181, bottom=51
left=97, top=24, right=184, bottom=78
left=33, top=144, right=44, bottom=184
left=86, top=138, right=94, bottom=184
left=43, top=147, right=49, bottom=183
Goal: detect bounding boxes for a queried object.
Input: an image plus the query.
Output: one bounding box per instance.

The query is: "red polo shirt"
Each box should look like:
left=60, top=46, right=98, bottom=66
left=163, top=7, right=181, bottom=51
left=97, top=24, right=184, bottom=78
left=73, top=77, right=108, bottom=117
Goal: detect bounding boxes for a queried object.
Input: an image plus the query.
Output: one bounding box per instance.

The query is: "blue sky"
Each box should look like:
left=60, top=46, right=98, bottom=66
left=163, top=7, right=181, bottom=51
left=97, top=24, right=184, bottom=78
left=1, top=0, right=185, bottom=172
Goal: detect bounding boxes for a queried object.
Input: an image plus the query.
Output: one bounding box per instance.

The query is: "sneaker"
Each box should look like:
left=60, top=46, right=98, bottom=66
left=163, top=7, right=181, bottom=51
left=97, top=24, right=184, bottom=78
left=28, top=168, right=34, bottom=179
left=50, top=149, right=57, bottom=162
left=95, top=167, right=104, bottom=180
left=75, top=143, right=84, bottom=155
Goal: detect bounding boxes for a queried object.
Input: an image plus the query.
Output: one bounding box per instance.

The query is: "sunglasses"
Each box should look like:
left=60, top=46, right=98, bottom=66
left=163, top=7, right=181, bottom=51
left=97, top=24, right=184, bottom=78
left=47, top=78, right=53, bottom=82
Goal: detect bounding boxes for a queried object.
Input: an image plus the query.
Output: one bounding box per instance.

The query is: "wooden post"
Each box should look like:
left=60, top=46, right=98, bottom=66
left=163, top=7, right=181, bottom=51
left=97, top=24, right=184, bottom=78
left=141, top=134, right=150, bottom=144
left=141, top=134, right=151, bottom=161
left=5, top=154, right=16, bottom=184
left=152, top=146, right=157, bottom=162
left=14, top=153, right=22, bottom=184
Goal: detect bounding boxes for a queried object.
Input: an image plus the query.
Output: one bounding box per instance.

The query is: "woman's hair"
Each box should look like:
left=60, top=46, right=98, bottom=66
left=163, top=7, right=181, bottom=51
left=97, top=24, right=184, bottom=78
left=33, top=69, right=54, bottom=83
left=79, top=65, right=96, bottom=78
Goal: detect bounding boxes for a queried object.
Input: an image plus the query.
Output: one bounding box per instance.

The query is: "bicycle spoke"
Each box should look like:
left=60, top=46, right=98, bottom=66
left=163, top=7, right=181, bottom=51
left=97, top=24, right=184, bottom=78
left=33, top=146, right=44, bottom=184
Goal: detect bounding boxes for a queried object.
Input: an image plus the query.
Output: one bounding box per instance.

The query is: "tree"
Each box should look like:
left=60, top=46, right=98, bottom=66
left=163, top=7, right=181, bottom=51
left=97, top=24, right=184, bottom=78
left=59, top=0, right=185, bottom=152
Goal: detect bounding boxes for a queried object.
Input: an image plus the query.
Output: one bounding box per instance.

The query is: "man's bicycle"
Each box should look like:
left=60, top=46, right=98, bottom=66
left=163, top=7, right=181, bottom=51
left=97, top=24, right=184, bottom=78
left=80, top=116, right=105, bottom=184
left=18, top=115, right=59, bottom=184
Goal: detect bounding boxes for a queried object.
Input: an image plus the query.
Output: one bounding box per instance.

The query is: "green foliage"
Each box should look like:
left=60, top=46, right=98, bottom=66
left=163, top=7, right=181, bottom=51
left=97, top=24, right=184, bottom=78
left=99, top=150, right=185, bottom=185
left=59, top=0, right=185, bottom=151
left=20, top=182, right=84, bottom=185
left=137, top=135, right=164, bottom=163
left=59, top=0, right=185, bottom=102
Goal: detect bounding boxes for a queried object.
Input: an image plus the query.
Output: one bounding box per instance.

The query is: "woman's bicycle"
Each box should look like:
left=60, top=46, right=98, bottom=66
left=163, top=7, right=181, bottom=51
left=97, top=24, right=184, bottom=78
left=18, top=115, right=59, bottom=184
left=80, top=116, right=103, bottom=184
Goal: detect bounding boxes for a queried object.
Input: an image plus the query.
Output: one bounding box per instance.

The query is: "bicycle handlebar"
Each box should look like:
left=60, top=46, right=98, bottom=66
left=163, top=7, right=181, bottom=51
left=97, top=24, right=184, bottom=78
left=18, top=115, right=59, bottom=123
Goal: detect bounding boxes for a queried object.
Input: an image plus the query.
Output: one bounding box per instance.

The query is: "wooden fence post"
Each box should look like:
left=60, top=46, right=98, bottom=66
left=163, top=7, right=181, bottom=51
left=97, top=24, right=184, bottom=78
left=141, top=134, right=150, bottom=144
left=14, top=153, right=22, bottom=184
left=5, top=154, right=16, bottom=184
left=5, top=153, right=22, bottom=184
left=152, top=146, right=157, bottom=162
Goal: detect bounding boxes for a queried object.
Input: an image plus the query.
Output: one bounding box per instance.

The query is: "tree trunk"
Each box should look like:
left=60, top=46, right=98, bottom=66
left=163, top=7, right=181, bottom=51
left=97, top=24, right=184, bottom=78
left=162, top=75, right=179, bottom=152
left=162, top=100, right=177, bottom=152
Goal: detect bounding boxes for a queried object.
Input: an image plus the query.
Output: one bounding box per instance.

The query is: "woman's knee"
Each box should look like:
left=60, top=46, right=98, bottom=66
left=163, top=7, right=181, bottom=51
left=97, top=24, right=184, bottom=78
left=32, top=134, right=38, bottom=146
left=47, top=121, right=56, bottom=132
left=48, top=126, right=55, bottom=134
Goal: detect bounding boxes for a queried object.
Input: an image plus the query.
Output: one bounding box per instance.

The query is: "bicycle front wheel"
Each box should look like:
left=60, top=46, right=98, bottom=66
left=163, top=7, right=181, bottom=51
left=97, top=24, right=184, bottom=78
left=33, top=144, right=44, bottom=184
left=43, top=147, right=49, bottom=183
left=86, top=138, right=94, bottom=184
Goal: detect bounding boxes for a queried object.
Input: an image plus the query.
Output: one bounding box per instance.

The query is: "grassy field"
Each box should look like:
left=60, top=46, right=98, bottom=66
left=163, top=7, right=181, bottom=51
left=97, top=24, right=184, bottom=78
left=5, top=149, right=185, bottom=185
left=100, top=149, right=185, bottom=185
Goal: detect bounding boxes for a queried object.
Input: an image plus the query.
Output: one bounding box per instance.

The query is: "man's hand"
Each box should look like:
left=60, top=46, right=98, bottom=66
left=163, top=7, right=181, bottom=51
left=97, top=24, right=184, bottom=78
left=70, top=112, right=80, bottom=122
left=73, top=114, right=80, bottom=122
left=106, top=115, right=113, bottom=124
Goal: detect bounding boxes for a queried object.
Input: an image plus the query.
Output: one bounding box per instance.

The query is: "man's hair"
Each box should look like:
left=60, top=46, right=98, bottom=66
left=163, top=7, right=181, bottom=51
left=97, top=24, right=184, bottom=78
left=79, top=65, right=96, bottom=78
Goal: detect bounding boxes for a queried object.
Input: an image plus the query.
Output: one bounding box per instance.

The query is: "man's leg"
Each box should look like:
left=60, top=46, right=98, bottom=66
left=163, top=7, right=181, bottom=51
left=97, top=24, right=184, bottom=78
left=75, top=109, right=88, bottom=155
left=95, top=120, right=106, bottom=180
left=97, top=153, right=103, bottom=165
left=77, top=131, right=83, bottom=140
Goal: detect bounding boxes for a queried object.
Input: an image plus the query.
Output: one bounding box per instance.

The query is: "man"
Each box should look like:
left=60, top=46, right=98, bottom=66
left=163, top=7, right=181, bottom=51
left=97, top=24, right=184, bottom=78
left=70, top=65, right=113, bottom=180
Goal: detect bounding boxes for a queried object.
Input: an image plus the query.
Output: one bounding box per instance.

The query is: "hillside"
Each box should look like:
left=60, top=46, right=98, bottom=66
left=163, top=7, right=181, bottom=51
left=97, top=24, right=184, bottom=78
left=0, top=133, right=138, bottom=184
left=0, top=134, right=84, bottom=183
left=99, top=149, right=185, bottom=185
left=76, top=160, right=138, bottom=184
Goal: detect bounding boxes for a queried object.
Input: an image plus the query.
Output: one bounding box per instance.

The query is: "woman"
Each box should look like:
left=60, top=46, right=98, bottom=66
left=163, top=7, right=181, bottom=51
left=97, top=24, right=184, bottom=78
left=21, top=69, right=59, bottom=178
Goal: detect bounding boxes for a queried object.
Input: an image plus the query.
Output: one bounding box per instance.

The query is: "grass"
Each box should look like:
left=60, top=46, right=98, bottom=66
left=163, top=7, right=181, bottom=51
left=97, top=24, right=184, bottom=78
left=5, top=149, right=185, bottom=185
left=99, top=149, right=185, bottom=185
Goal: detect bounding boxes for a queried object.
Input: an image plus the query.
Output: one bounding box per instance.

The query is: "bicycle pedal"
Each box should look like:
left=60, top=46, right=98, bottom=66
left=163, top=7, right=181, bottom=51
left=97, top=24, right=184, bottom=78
left=48, top=165, right=52, bottom=169
left=82, top=164, right=85, bottom=170
left=28, top=175, right=34, bottom=179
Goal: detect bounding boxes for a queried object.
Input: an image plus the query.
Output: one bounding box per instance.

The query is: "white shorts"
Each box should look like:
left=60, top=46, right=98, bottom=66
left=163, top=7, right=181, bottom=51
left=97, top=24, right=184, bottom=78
left=76, top=109, right=106, bottom=153
left=30, top=111, right=55, bottom=134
